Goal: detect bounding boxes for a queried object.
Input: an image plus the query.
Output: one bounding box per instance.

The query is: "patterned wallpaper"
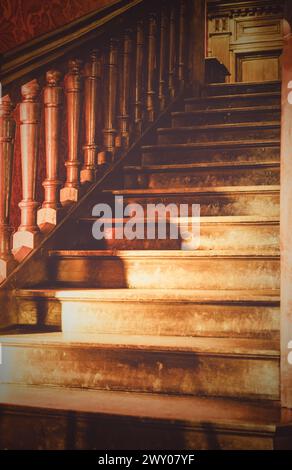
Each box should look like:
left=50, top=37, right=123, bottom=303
left=0, top=0, right=117, bottom=53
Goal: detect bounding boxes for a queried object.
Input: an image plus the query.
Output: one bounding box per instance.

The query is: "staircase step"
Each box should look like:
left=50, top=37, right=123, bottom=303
left=15, top=288, right=280, bottom=340
left=47, top=250, right=280, bottom=290
left=172, top=106, right=280, bottom=126
left=141, top=141, right=280, bottom=165
left=1, top=384, right=291, bottom=449
left=101, top=186, right=280, bottom=217
left=75, top=215, right=279, bottom=251
left=123, top=161, right=280, bottom=189
left=0, top=333, right=280, bottom=400
left=204, top=81, right=281, bottom=96
left=157, top=122, right=280, bottom=145
left=184, top=92, right=281, bottom=111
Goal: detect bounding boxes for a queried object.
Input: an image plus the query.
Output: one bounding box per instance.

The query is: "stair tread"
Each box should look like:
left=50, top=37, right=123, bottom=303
left=0, top=332, right=279, bottom=356
left=142, top=140, right=280, bottom=151
left=48, top=249, right=280, bottom=258
left=157, top=121, right=280, bottom=133
left=0, top=384, right=290, bottom=432
left=15, top=288, right=280, bottom=304
left=172, top=105, right=280, bottom=116
left=103, top=185, right=280, bottom=196
left=185, top=92, right=281, bottom=103
left=206, top=80, right=281, bottom=90
left=124, top=161, right=280, bottom=172
left=78, top=215, right=279, bottom=224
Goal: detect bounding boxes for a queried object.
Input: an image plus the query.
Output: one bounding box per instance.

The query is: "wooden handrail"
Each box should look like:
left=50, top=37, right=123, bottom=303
left=0, top=0, right=142, bottom=90
left=0, top=0, right=206, bottom=283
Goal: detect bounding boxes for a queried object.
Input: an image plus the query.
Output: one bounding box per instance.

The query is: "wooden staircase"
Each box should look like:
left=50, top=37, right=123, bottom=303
left=1, top=79, right=292, bottom=450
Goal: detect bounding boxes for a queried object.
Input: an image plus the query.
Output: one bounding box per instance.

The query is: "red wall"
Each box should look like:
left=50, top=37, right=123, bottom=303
left=0, top=0, right=117, bottom=53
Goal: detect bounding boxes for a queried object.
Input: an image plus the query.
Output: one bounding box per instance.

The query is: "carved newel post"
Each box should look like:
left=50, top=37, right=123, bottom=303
left=0, top=96, right=17, bottom=281
left=81, top=51, right=101, bottom=183
left=60, top=59, right=83, bottom=205
left=37, top=70, right=63, bottom=232
left=13, top=79, right=41, bottom=261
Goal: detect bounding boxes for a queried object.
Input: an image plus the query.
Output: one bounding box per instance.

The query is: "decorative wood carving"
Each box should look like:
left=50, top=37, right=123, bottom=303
left=118, top=30, right=133, bottom=149
left=60, top=59, right=83, bottom=205
left=158, top=5, right=168, bottom=111
left=37, top=70, right=63, bottom=232
left=207, top=0, right=284, bottom=82
left=208, top=0, right=284, bottom=19
left=146, top=13, right=157, bottom=122
left=81, top=50, right=101, bottom=183
left=134, top=20, right=144, bottom=137
left=13, top=79, right=41, bottom=261
left=0, top=95, right=17, bottom=281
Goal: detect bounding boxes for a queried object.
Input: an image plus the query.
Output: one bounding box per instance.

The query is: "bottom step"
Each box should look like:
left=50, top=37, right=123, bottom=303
left=0, top=384, right=291, bottom=450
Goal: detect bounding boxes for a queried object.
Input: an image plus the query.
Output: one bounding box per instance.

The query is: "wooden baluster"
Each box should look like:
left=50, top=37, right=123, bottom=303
left=168, top=3, right=177, bottom=97
left=0, top=96, right=17, bottom=280
left=146, top=13, right=158, bottom=122
left=37, top=70, right=63, bottom=233
left=81, top=50, right=101, bottom=183
left=118, top=30, right=133, bottom=149
left=134, top=20, right=144, bottom=137
left=13, top=80, right=41, bottom=261
left=99, top=39, right=118, bottom=165
left=60, top=59, right=83, bottom=206
left=178, top=0, right=187, bottom=87
left=158, top=4, right=168, bottom=111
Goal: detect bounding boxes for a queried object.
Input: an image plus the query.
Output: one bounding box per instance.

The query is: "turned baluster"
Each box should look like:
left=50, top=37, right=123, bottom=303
left=178, top=0, right=187, bottom=87
left=37, top=70, right=63, bottom=232
left=134, top=21, right=144, bottom=137
left=13, top=80, right=41, bottom=260
left=99, top=39, right=118, bottom=164
left=158, top=5, right=168, bottom=111
left=0, top=96, right=17, bottom=280
left=81, top=50, right=101, bottom=183
left=60, top=59, right=83, bottom=206
left=168, top=3, right=177, bottom=97
left=118, top=30, right=133, bottom=149
left=146, top=14, right=158, bottom=122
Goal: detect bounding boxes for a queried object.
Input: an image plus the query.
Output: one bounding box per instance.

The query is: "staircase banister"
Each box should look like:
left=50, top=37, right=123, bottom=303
left=0, top=0, right=146, bottom=92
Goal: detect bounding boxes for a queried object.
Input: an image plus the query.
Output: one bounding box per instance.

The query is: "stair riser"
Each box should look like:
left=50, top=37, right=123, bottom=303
left=16, top=297, right=279, bottom=339
left=0, top=407, right=278, bottom=450
left=75, top=221, right=279, bottom=251
left=158, top=127, right=280, bottom=145
left=185, top=95, right=280, bottom=111
left=49, top=257, right=280, bottom=290
left=124, top=166, right=280, bottom=189
left=205, top=83, right=281, bottom=96
left=0, top=344, right=279, bottom=400
left=101, top=192, right=279, bottom=217
left=142, top=145, right=280, bottom=165
left=172, top=109, right=280, bottom=126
